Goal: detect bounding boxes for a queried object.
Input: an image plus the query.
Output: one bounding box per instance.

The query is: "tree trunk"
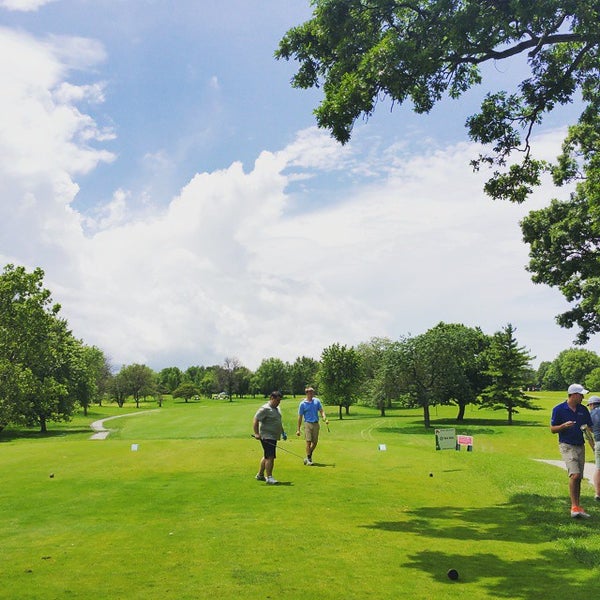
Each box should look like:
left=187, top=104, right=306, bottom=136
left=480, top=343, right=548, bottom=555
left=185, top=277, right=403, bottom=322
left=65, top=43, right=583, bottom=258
left=456, top=403, right=466, bottom=421
left=423, top=403, right=431, bottom=428
left=338, top=405, right=343, bottom=420
left=40, top=417, right=47, bottom=433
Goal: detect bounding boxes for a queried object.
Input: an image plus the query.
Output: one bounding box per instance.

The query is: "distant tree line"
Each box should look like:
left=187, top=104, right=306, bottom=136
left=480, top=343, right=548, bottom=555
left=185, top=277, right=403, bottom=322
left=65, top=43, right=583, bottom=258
left=1, top=264, right=599, bottom=432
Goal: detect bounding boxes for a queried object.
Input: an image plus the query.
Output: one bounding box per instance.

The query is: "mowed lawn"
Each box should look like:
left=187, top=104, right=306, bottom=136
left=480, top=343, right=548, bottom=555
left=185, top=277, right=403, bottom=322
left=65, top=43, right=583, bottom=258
left=2, top=393, right=600, bottom=599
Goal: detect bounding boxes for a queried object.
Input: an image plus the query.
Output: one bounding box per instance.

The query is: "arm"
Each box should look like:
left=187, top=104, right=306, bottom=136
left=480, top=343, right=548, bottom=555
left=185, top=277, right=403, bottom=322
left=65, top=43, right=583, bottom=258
left=253, top=417, right=261, bottom=439
left=296, top=413, right=303, bottom=435
left=550, top=421, right=575, bottom=434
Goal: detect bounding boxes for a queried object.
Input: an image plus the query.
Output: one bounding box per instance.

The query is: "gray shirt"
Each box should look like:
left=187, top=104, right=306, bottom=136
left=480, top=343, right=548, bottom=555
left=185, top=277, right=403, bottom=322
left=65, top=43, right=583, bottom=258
left=254, top=402, right=283, bottom=440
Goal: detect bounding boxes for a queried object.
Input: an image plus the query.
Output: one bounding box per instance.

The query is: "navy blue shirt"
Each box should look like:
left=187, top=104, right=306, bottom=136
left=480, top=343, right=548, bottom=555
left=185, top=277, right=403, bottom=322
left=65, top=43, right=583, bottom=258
left=551, top=401, right=592, bottom=445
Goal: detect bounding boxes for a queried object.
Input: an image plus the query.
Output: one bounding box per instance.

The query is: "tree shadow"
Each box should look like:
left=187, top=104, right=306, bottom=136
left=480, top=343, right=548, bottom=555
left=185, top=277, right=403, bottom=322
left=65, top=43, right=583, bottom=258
left=0, top=428, right=92, bottom=442
left=361, top=491, right=599, bottom=598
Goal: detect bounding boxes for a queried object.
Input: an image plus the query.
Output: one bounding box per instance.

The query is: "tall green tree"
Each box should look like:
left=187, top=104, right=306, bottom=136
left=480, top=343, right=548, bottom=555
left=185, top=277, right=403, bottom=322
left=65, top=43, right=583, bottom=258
left=172, top=382, right=200, bottom=403
left=157, top=367, right=183, bottom=394
left=391, top=324, right=489, bottom=427
left=71, top=344, right=112, bottom=416
left=118, top=364, right=156, bottom=408
left=253, top=358, right=289, bottom=396
left=319, top=343, right=361, bottom=419
left=277, top=1, right=599, bottom=201
left=356, top=337, right=395, bottom=416
left=278, top=2, right=600, bottom=344
left=480, top=324, right=538, bottom=424
left=289, top=355, right=321, bottom=396
left=0, top=264, right=84, bottom=432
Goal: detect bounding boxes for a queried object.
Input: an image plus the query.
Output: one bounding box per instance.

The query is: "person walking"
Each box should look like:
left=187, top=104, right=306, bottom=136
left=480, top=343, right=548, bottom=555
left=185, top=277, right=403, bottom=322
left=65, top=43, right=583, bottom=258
left=296, top=386, right=328, bottom=466
left=253, top=391, right=286, bottom=485
left=550, top=383, right=593, bottom=518
left=588, top=395, right=600, bottom=501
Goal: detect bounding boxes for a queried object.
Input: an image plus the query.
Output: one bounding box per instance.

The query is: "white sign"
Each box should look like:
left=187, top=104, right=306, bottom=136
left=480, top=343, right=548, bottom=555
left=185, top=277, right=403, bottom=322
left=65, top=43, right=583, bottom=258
left=435, top=428, right=456, bottom=451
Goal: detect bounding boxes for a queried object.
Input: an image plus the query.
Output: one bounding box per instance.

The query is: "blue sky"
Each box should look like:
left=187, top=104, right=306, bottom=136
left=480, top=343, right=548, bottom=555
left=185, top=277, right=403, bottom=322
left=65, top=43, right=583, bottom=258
left=0, top=0, right=595, bottom=372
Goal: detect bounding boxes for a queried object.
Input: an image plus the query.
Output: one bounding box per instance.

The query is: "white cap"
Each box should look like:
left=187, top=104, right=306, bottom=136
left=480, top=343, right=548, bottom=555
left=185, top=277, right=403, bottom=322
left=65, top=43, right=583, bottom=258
left=587, top=395, right=600, bottom=406
left=568, top=383, right=589, bottom=395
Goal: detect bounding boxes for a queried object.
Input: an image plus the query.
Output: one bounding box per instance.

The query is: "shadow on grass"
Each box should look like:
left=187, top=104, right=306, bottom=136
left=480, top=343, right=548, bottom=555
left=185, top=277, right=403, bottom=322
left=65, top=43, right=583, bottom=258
left=0, top=428, right=92, bottom=442
left=362, top=492, right=598, bottom=598
left=377, top=419, right=544, bottom=437
left=309, top=462, right=336, bottom=468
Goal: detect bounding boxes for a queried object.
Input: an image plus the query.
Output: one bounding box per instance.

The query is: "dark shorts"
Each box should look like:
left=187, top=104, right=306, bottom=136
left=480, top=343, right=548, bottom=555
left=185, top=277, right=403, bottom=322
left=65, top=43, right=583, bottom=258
left=261, top=438, right=277, bottom=459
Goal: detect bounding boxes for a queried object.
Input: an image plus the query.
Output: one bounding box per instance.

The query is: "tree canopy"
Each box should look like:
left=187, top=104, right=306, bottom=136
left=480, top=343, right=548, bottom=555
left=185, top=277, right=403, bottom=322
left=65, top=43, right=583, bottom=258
left=278, top=1, right=600, bottom=343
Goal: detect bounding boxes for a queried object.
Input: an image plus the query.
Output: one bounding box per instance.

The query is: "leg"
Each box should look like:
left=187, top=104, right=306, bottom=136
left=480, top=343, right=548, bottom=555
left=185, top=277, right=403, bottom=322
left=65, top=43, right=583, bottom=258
left=264, top=457, right=274, bottom=478
left=594, top=468, right=600, bottom=498
left=569, top=473, right=582, bottom=507
left=258, top=457, right=266, bottom=478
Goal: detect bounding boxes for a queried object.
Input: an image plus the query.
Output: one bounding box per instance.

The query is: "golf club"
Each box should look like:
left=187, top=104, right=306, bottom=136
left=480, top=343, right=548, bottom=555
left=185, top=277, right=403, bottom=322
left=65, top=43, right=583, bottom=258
left=250, top=434, right=306, bottom=461
left=581, top=424, right=595, bottom=450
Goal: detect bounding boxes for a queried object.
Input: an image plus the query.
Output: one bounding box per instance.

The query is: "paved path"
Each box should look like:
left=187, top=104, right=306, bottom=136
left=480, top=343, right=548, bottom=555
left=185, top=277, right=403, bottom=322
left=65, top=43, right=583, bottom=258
left=536, top=459, right=596, bottom=484
left=90, top=409, right=160, bottom=440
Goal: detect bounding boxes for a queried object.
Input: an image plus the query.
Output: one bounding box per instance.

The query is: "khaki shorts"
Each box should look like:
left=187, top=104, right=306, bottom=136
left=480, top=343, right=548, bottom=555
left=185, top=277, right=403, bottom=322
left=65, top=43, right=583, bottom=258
left=559, top=442, right=585, bottom=476
left=595, top=443, right=600, bottom=469
left=304, top=421, right=320, bottom=443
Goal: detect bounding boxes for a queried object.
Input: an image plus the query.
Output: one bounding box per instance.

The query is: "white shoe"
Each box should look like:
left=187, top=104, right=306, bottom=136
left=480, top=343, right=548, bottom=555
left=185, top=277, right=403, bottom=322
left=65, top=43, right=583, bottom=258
left=304, top=458, right=313, bottom=466
left=265, top=476, right=278, bottom=485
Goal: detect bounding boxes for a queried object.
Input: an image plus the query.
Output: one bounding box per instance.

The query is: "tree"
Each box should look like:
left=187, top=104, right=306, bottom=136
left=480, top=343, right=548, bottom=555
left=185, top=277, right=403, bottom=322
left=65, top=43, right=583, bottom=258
left=118, top=364, right=156, bottom=408
left=172, top=382, right=200, bottom=403
left=71, top=344, right=112, bottom=416
left=319, top=343, right=361, bottom=419
left=289, top=356, right=321, bottom=396
left=356, top=337, right=395, bottom=416
left=253, top=358, right=289, bottom=396
left=391, top=324, right=488, bottom=428
left=543, top=348, right=600, bottom=390
left=157, top=367, right=183, bottom=394
left=278, top=2, right=600, bottom=344
left=585, top=367, right=600, bottom=393
left=278, top=1, right=598, bottom=199
left=217, top=356, right=242, bottom=401
left=521, top=94, right=600, bottom=343
left=479, top=324, right=539, bottom=424
left=0, top=264, right=83, bottom=432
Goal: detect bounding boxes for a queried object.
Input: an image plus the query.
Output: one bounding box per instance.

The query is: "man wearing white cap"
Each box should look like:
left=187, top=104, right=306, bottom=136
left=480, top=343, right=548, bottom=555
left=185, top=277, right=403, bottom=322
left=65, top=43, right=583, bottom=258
left=550, top=383, right=594, bottom=518
left=588, top=395, right=600, bottom=502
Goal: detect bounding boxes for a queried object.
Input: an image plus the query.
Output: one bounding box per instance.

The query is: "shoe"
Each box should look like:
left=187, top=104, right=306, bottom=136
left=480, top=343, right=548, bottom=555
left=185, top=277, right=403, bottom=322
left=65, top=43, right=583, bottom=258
left=255, top=473, right=266, bottom=481
left=571, top=506, right=591, bottom=518
left=265, top=476, right=278, bottom=485
left=304, top=458, right=313, bottom=466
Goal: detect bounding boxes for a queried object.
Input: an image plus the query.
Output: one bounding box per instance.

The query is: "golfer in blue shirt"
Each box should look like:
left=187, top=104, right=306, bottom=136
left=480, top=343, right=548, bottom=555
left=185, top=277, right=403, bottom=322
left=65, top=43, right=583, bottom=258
left=296, top=387, right=328, bottom=466
left=550, top=383, right=593, bottom=518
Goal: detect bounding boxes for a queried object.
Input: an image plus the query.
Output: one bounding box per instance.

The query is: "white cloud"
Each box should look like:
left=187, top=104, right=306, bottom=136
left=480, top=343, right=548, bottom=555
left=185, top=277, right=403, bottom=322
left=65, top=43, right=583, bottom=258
left=0, top=0, right=56, bottom=11
left=0, top=27, right=594, bottom=372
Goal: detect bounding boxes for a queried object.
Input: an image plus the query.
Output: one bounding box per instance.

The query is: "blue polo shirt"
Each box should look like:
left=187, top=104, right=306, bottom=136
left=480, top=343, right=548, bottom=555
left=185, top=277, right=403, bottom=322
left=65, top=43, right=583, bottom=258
left=298, top=398, right=322, bottom=423
left=551, top=401, right=592, bottom=445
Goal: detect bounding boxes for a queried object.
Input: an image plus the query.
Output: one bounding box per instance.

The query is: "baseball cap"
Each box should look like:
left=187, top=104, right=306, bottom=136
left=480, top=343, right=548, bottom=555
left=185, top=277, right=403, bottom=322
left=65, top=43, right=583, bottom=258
left=568, top=383, right=589, bottom=395
left=588, top=395, right=600, bottom=406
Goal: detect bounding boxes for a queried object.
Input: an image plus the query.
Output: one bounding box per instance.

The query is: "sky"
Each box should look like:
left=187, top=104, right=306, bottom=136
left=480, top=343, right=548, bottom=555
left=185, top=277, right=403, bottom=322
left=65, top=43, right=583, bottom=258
left=0, top=0, right=596, bottom=372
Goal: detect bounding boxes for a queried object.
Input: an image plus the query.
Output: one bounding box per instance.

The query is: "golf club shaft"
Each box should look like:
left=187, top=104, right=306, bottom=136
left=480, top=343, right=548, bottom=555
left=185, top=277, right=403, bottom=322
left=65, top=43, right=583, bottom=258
left=250, top=434, right=306, bottom=460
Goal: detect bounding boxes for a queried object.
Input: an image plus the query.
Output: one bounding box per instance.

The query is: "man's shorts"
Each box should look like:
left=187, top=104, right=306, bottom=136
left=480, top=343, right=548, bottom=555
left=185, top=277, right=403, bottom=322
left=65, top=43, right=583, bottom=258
left=304, top=421, right=320, bottom=443
left=595, top=442, right=600, bottom=469
left=559, top=442, right=585, bottom=476
left=261, top=438, right=276, bottom=459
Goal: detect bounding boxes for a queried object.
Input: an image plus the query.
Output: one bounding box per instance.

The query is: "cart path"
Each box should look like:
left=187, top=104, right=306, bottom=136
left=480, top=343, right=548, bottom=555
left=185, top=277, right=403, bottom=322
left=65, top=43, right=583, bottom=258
left=536, top=459, right=595, bottom=484
left=90, top=409, right=160, bottom=439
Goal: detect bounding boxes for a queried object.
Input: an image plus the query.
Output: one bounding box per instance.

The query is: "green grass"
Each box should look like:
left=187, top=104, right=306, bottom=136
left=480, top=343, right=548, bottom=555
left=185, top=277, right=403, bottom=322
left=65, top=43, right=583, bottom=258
left=2, top=393, right=600, bottom=598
